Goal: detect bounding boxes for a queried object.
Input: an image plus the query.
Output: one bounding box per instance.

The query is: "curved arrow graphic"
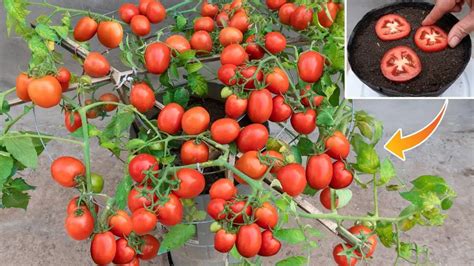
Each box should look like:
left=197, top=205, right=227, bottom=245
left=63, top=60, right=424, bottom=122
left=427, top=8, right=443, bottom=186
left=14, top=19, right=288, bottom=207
left=384, top=100, right=448, bottom=161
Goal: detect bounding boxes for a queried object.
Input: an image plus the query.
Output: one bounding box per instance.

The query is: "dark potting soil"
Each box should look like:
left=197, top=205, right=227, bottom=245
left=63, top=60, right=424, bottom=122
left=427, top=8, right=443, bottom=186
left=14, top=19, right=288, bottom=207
left=348, top=2, right=472, bottom=96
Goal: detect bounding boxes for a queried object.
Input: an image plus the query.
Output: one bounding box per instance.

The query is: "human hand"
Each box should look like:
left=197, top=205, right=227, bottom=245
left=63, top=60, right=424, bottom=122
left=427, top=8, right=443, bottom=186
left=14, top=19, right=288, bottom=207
left=422, top=0, right=474, bottom=47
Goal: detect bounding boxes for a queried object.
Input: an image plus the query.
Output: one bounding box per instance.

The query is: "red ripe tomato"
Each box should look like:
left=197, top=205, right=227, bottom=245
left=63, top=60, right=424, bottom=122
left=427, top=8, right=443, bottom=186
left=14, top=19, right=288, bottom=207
left=279, top=3, right=297, bottom=25
left=228, top=200, right=252, bottom=224
left=298, top=51, right=324, bottom=83
left=146, top=1, right=166, bottom=24
left=201, top=0, right=219, bottom=18
left=211, top=118, right=240, bottom=144
left=130, top=82, right=156, bottom=113
left=301, top=84, right=324, bottom=107
left=156, top=194, right=183, bottom=226
left=64, top=111, right=82, bottom=133
left=236, top=224, right=262, bottom=258
left=245, top=35, right=265, bottom=60
left=236, top=123, right=269, bottom=153
left=129, top=153, right=159, bottom=183
left=165, top=35, right=191, bottom=54
left=219, top=27, right=243, bottom=47
left=320, top=187, right=338, bottom=210
left=331, top=161, right=353, bottom=189
left=113, top=238, right=136, bottom=264
left=181, top=106, right=210, bottom=135
left=131, top=208, right=157, bottom=235
left=318, top=2, right=339, bottom=28
left=120, top=256, right=140, bottom=266
left=190, top=30, right=213, bottom=54
left=56, top=67, right=71, bottom=91
left=255, top=202, right=278, bottom=229
left=128, top=185, right=157, bottom=212
left=145, top=42, right=171, bottom=74
left=210, top=178, right=237, bottom=200
left=234, top=151, right=268, bottom=183
left=277, top=163, right=307, bottom=197
left=266, top=0, right=287, bottom=10
left=157, top=103, right=185, bottom=134
left=51, top=156, right=85, bottom=187
left=15, top=73, right=32, bottom=101
left=306, top=154, right=333, bottom=190
left=138, top=234, right=160, bottom=260
left=290, top=6, right=313, bottom=30
left=67, top=196, right=98, bottom=215
left=248, top=89, right=273, bottom=123
left=225, top=94, right=247, bottom=118
left=139, top=0, right=154, bottom=15
left=239, top=65, right=263, bottom=89
left=265, top=32, right=287, bottom=54
left=207, top=198, right=227, bottom=220
left=130, top=15, right=151, bottom=36
left=90, top=231, right=117, bottom=265
left=221, top=44, right=248, bottom=66
left=262, top=150, right=284, bottom=174
left=99, top=93, right=119, bottom=112
left=265, top=67, right=289, bottom=94
left=27, top=76, right=62, bottom=108
left=291, top=109, right=317, bottom=135
left=84, top=52, right=110, bottom=78
left=348, top=225, right=377, bottom=257
left=174, top=168, right=205, bottom=198
left=195, top=16, right=215, bottom=32
left=84, top=99, right=99, bottom=119
left=214, top=229, right=236, bottom=253
left=229, top=10, right=250, bottom=33
left=108, top=210, right=133, bottom=237
left=375, top=14, right=411, bottom=41
left=216, top=11, right=230, bottom=27
left=180, top=140, right=209, bottom=165
left=218, top=64, right=238, bottom=86
left=74, top=17, right=98, bottom=42
left=333, top=244, right=358, bottom=266
left=97, top=21, right=123, bottom=48
left=269, top=95, right=292, bottom=122
left=415, top=26, right=448, bottom=52
left=258, top=230, right=281, bottom=256
left=65, top=208, right=94, bottom=240
left=325, top=131, right=350, bottom=160
left=119, top=3, right=139, bottom=24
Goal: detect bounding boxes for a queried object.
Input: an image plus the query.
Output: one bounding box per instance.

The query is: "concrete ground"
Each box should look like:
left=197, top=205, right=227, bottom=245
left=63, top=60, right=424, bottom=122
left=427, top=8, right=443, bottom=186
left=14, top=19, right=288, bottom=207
left=1, top=1, right=474, bottom=266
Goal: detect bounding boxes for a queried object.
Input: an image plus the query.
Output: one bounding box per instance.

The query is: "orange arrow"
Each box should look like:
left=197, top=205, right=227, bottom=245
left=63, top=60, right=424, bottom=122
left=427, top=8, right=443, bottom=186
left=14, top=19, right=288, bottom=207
left=384, top=100, right=448, bottom=161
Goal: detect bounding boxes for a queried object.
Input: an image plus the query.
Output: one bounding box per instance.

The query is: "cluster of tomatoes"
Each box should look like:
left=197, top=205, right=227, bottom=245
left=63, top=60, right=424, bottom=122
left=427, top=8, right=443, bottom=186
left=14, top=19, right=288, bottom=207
left=376, top=14, right=448, bottom=82
left=118, top=0, right=166, bottom=37
left=332, top=225, right=378, bottom=266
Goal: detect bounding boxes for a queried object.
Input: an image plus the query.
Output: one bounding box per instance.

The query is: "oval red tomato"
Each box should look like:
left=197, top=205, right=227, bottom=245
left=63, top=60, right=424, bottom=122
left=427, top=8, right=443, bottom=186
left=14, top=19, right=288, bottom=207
left=236, top=123, right=269, bottom=153
left=225, top=94, right=247, bottom=118
left=201, top=0, right=219, bottom=18
left=138, top=234, right=160, bottom=260
left=146, top=1, right=167, bottom=24
left=269, top=95, right=292, bottom=122
left=209, top=178, right=237, bottom=201
left=298, top=51, right=324, bottom=83
left=245, top=35, right=265, bottom=60
left=291, top=109, right=317, bottom=135
left=64, top=111, right=82, bottom=133
left=214, top=229, right=236, bottom=253
left=320, top=187, right=338, bottom=210
left=165, top=34, right=191, bottom=54
left=181, top=106, right=210, bottom=135
left=108, top=210, right=133, bottom=237
left=84, top=52, right=110, bottom=78
left=348, top=225, right=377, bottom=257
left=129, top=153, right=159, bottom=183
left=156, top=194, right=183, bottom=226
left=90, top=231, right=117, bottom=265
left=331, top=161, right=353, bottom=189
left=265, top=67, right=289, bottom=94
left=145, top=42, right=171, bottom=74
left=262, top=150, right=284, bottom=174
left=290, top=6, right=313, bottom=30
left=221, top=44, right=248, bottom=65
left=97, top=21, right=123, bottom=48
left=207, top=198, right=227, bottom=220
left=194, top=16, right=215, bottom=32
left=216, top=11, right=230, bottom=27
left=113, top=238, right=136, bottom=264
left=65, top=208, right=94, bottom=240
left=15, top=73, right=32, bottom=101
left=74, top=17, right=98, bottom=42
left=51, top=156, right=85, bottom=187
left=375, top=14, right=411, bottom=41
left=229, top=10, right=250, bottom=33
left=99, top=93, right=119, bottom=112
left=333, top=243, right=358, bottom=266
left=258, top=230, right=281, bottom=256
left=318, top=2, right=339, bottom=28
left=211, top=118, right=240, bottom=144
left=414, top=25, right=448, bottom=52
left=127, top=185, right=157, bottom=212
left=27, top=76, right=62, bottom=108
left=119, top=3, right=139, bottom=23
left=265, top=32, right=287, bottom=54
left=56, top=67, right=71, bottom=91
left=279, top=3, right=297, bottom=25
left=325, top=131, right=350, bottom=160
left=131, top=208, right=157, bottom=235
left=157, top=103, right=185, bottom=134
left=218, top=64, right=238, bottom=86
left=130, top=82, right=156, bottom=113
left=174, top=168, right=205, bottom=198
left=236, top=224, right=262, bottom=258
left=277, top=163, right=307, bottom=197
left=234, top=151, right=268, bottom=183
left=381, top=46, right=421, bottom=82
left=255, top=202, right=278, bottom=229
left=130, top=15, right=151, bottom=36
left=138, top=0, right=154, bottom=15
left=248, top=89, right=273, bottom=123
left=180, top=140, right=209, bottom=165
left=306, top=153, right=333, bottom=190
left=190, top=30, right=213, bottom=54
left=266, top=0, right=287, bottom=10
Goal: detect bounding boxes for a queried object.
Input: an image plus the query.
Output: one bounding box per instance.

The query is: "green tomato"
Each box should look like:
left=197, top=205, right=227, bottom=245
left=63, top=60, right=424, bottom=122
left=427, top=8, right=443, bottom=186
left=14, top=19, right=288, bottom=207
left=220, top=87, right=232, bottom=99
left=210, top=221, right=222, bottom=233
left=91, top=173, right=104, bottom=193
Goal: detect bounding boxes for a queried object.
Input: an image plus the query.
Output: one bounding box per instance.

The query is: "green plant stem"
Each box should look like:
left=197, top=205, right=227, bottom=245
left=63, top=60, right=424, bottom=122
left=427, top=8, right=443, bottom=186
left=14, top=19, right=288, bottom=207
left=166, top=0, right=201, bottom=12
left=0, top=132, right=84, bottom=146
left=298, top=212, right=411, bottom=223
left=373, top=173, right=379, bottom=217
left=2, top=105, right=33, bottom=134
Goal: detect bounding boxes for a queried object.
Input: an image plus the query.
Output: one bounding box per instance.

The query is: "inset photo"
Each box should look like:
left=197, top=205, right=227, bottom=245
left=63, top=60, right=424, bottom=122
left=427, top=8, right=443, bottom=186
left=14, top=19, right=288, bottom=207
left=346, top=0, right=474, bottom=98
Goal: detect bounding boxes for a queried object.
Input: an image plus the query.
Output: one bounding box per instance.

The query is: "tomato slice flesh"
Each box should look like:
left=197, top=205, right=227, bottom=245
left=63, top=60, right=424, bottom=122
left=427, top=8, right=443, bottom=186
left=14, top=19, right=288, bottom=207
left=375, top=14, right=411, bottom=41
left=414, top=26, right=448, bottom=52
left=381, top=46, right=422, bottom=82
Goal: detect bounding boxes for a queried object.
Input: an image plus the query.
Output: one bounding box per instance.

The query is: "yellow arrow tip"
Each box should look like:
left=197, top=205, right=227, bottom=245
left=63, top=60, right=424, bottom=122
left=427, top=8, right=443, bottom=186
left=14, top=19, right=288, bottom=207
left=384, top=129, right=406, bottom=161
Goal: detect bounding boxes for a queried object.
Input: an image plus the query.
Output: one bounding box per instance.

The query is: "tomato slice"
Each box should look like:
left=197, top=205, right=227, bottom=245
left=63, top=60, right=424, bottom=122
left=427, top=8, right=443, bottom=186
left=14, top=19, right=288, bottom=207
left=414, top=26, right=448, bottom=52
left=380, top=46, right=422, bottom=82
left=375, top=14, right=411, bottom=41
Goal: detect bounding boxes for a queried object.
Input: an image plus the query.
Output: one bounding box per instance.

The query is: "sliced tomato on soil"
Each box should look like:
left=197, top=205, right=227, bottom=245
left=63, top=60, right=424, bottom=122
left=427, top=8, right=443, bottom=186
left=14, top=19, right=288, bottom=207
left=380, top=46, right=422, bottom=82
left=375, top=14, right=411, bottom=41
left=414, top=25, right=448, bottom=53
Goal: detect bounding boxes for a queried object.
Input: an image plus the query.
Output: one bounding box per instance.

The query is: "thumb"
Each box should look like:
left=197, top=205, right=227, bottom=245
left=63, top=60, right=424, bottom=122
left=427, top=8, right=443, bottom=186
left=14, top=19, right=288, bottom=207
left=448, top=12, right=474, bottom=47
left=422, top=1, right=457, bottom=25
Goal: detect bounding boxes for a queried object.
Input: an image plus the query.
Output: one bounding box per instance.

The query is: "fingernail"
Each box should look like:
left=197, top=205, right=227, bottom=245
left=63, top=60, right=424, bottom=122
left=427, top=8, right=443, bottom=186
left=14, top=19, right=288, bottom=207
left=449, top=36, right=460, bottom=48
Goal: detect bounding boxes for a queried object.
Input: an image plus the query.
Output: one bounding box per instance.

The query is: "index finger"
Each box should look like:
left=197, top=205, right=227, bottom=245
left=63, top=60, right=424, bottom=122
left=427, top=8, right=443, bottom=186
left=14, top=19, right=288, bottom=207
left=422, top=1, right=457, bottom=25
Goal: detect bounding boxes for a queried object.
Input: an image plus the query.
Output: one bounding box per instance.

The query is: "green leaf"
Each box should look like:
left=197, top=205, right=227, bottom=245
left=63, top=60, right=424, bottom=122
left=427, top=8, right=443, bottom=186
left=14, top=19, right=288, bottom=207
left=126, top=139, right=146, bottom=151
left=323, top=38, right=344, bottom=71
left=335, top=188, right=352, bottom=208
left=186, top=62, right=203, bottom=74
left=376, top=221, right=395, bottom=247
left=2, top=189, right=31, bottom=210
left=102, top=109, right=135, bottom=140
left=178, top=50, right=196, bottom=61
left=174, top=87, right=190, bottom=107
left=303, top=185, right=317, bottom=196
left=51, top=25, right=69, bottom=39
left=4, top=134, right=38, bottom=168
left=163, top=90, right=173, bottom=105
left=296, top=137, right=313, bottom=156
left=7, top=178, right=35, bottom=191
left=175, top=15, right=187, bottom=31
left=351, top=134, right=379, bottom=174
left=274, top=228, right=305, bottom=244
left=288, top=146, right=302, bottom=164
left=188, top=72, right=208, bottom=96
left=316, top=105, right=335, bottom=127
left=114, top=175, right=132, bottom=210
left=0, top=155, right=14, bottom=188
left=159, top=224, right=196, bottom=253
left=377, top=158, right=396, bottom=186
left=276, top=256, right=308, bottom=266
left=35, top=23, right=59, bottom=42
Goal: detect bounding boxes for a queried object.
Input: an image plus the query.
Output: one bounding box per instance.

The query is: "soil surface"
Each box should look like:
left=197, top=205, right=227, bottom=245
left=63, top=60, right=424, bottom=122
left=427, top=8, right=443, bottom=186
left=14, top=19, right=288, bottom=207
left=349, top=3, right=471, bottom=96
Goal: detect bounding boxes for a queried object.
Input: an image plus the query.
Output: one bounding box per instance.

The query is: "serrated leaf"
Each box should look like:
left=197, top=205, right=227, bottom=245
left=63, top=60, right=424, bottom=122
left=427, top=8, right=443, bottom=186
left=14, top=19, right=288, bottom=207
left=102, top=110, right=135, bottom=140
left=317, top=106, right=336, bottom=127
left=376, top=221, right=395, bottom=247
left=274, top=228, right=305, bottom=244
left=159, top=224, right=196, bottom=253
left=174, top=87, right=190, bottom=107
left=186, top=62, right=203, bottom=74
left=126, top=139, right=146, bottom=151
left=35, top=23, right=59, bottom=42
left=296, top=137, right=313, bottom=156
left=178, top=50, right=196, bottom=61
left=276, top=256, right=308, bottom=266
left=114, top=175, right=132, bottom=210
left=377, top=158, right=396, bottom=186
left=188, top=73, right=208, bottom=96
left=175, top=15, right=187, bottom=31
left=7, top=178, right=35, bottom=191
left=4, top=134, right=38, bottom=168
left=2, top=189, right=31, bottom=209
left=0, top=155, right=14, bottom=187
